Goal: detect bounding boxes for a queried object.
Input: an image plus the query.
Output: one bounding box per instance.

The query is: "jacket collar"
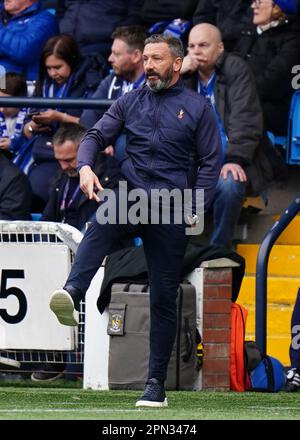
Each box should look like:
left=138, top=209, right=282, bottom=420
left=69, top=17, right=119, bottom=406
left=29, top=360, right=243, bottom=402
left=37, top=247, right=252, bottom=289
left=146, top=77, right=185, bottom=96
left=215, top=52, right=227, bottom=73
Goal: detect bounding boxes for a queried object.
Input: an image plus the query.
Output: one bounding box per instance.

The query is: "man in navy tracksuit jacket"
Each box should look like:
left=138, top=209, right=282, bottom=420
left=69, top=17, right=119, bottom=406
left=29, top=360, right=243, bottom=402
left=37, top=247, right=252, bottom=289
left=49, top=34, right=222, bottom=407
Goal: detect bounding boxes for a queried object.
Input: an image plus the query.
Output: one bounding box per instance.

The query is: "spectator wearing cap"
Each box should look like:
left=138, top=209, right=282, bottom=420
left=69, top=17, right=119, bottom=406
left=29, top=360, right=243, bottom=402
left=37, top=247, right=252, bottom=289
left=234, top=0, right=300, bottom=136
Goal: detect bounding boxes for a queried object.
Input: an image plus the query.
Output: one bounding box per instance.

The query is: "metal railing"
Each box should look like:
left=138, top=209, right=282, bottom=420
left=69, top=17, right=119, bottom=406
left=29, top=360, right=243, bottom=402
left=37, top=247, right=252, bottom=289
left=255, top=194, right=300, bottom=353
left=0, top=222, right=84, bottom=379
left=0, top=96, right=113, bottom=110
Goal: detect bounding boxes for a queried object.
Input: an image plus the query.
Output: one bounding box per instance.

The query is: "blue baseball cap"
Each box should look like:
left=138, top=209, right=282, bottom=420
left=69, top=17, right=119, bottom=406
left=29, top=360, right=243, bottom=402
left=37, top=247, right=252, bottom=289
left=274, top=0, right=297, bottom=14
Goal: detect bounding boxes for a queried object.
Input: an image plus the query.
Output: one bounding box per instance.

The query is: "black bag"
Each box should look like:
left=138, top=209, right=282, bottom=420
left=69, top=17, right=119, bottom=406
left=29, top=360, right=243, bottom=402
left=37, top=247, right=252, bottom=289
left=244, top=341, right=285, bottom=392
left=107, top=282, right=197, bottom=390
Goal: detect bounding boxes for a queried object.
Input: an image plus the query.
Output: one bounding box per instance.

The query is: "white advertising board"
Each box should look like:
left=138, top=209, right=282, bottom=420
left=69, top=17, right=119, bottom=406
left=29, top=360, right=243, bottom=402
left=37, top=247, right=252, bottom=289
left=0, top=243, right=75, bottom=350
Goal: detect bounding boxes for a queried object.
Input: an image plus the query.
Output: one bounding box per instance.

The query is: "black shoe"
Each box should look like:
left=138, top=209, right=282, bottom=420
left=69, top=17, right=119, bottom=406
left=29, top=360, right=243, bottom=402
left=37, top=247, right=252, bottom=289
left=136, top=378, right=168, bottom=407
left=49, top=285, right=82, bottom=326
left=284, top=368, right=300, bottom=392
left=31, top=363, right=65, bottom=382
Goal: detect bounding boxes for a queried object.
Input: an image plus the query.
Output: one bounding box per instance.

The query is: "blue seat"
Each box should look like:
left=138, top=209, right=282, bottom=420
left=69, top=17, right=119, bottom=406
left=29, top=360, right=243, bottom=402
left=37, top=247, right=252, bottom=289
left=267, top=132, right=287, bottom=149
left=31, top=213, right=42, bottom=221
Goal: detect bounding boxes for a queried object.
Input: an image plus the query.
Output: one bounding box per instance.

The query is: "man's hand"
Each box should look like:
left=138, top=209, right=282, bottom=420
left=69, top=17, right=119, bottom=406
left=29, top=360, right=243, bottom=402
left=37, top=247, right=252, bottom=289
left=32, top=109, right=61, bottom=125
left=220, top=163, right=247, bottom=182
left=180, top=54, right=200, bottom=75
left=24, top=120, right=51, bottom=138
left=104, top=145, right=115, bottom=156
left=0, top=137, right=11, bottom=150
left=79, top=165, right=104, bottom=202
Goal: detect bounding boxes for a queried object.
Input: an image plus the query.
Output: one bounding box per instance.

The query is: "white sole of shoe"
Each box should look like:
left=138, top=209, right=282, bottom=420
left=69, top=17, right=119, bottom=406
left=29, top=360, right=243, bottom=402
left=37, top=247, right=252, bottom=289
left=135, top=398, right=168, bottom=408
left=49, top=290, right=79, bottom=326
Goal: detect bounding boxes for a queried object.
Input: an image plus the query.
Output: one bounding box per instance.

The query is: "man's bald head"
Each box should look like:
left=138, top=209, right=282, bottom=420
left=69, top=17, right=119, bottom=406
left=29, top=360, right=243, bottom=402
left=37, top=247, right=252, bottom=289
left=189, top=23, right=223, bottom=45
left=187, top=23, right=224, bottom=76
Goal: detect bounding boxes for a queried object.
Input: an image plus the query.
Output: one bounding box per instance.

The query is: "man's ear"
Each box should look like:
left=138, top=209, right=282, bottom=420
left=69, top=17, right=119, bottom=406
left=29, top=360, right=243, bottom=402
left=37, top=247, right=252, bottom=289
left=218, top=42, right=224, bottom=56
left=173, top=57, right=183, bottom=73
left=132, top=49, right=143, bottom=64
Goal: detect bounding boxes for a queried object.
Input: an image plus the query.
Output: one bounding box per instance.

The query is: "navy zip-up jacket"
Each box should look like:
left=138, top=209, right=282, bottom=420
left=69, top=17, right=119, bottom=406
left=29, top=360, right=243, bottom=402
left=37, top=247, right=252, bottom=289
left=77, top=79, right=222, bottom=214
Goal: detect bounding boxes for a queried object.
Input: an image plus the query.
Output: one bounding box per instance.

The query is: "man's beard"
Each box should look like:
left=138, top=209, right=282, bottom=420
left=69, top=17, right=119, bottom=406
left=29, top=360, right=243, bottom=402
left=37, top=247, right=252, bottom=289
left=146, top=67, right=174, bottom=92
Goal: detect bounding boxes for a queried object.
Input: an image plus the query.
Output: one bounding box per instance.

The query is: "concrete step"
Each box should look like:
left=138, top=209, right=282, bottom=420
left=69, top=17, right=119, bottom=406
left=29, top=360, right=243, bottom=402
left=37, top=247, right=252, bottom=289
left=242, top=303, right=292, bottom=365
left=238, top=272, right=299, bottom=365
left=238, top=275, right=300, bottom=305
left=237, top=243, right=300, bottom=276
left=274, top=215, right=300, bottom=245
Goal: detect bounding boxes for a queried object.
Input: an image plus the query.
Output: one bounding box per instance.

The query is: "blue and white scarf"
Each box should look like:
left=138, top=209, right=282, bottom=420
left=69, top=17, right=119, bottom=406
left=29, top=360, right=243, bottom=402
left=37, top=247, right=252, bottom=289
left=42, top=74, right=74, bottom=102
left=198, top=72, right=228, bottom=161
left=0, top=108, right=27, bottom=141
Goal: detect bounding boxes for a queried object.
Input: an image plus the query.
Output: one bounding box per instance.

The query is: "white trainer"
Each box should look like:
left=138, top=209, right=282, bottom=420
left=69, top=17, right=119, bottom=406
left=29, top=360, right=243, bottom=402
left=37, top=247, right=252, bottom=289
left=49, top=289, right=79, bottom=326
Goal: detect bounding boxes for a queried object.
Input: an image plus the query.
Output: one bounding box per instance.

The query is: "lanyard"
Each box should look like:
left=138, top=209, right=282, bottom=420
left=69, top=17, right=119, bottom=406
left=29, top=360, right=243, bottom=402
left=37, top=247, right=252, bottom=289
left=60, top=178, right=81, bottom=212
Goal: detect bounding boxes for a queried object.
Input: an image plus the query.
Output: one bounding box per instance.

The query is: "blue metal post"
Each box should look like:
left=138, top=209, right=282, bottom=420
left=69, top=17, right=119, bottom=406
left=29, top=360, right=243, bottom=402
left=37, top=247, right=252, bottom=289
left=256, top=194, right=300, bottom=353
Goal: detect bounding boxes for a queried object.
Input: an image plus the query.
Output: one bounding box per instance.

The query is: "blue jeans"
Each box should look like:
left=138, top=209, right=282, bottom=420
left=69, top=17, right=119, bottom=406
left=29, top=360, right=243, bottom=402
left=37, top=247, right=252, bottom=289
left=210, top=173, right=246, bottom=249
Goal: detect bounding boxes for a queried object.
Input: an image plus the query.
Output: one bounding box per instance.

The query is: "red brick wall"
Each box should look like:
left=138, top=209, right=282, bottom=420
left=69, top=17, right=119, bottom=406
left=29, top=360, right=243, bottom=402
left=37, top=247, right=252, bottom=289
left=202, top=268, right=232, bottom=390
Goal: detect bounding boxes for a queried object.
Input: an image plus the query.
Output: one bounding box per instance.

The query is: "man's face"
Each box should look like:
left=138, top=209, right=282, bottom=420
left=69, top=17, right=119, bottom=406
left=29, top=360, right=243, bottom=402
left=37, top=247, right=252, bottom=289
left=54, top=140, right=78, bottom=177
left=188, top=28, right=224, bottom=74
left=4, top=0, right=33, bottom=16
left=108, top=38, right=138, bottom=79
left=143, top=42, right=180, bottom=92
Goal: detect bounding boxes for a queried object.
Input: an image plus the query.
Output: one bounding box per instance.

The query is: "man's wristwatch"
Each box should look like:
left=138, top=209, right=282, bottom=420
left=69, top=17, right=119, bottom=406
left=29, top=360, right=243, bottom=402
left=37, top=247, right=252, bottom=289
left=187, top=213, right=200, bottom=226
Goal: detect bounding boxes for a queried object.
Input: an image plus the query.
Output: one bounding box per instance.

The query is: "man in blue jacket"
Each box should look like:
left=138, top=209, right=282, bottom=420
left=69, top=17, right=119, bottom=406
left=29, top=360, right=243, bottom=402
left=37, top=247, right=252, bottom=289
left=0, top=0, right=59, bottom=80
left=49, top=34, right=222, bottom=407
left=80, top=25, right=146, bottom=128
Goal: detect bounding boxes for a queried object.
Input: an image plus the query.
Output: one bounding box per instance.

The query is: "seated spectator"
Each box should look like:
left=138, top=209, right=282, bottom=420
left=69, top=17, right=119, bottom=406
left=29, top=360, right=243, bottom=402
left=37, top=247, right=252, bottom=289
left=59, top=0, right=143, bottom=58
left=0, top=149, right=32, bottom=220
left=0, top=72, right=34, bottom=173
left=234, top=0, right=300, bottom=136
left=192, top=0, right=254, bottom=51
left=0, top=0, right=59, bottom=80
left=42, top=123, right=121, bottom=231
left=80, top=25, right=146, bottom=158
left=23, top=34, right=104, bottom=211
left=182, top=23, right=279, bottom=249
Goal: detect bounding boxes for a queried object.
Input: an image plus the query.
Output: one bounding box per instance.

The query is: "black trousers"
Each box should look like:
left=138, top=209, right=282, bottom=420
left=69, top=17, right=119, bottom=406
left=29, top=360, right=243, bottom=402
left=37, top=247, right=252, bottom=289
left=66, top=191, right=189, bottom=382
